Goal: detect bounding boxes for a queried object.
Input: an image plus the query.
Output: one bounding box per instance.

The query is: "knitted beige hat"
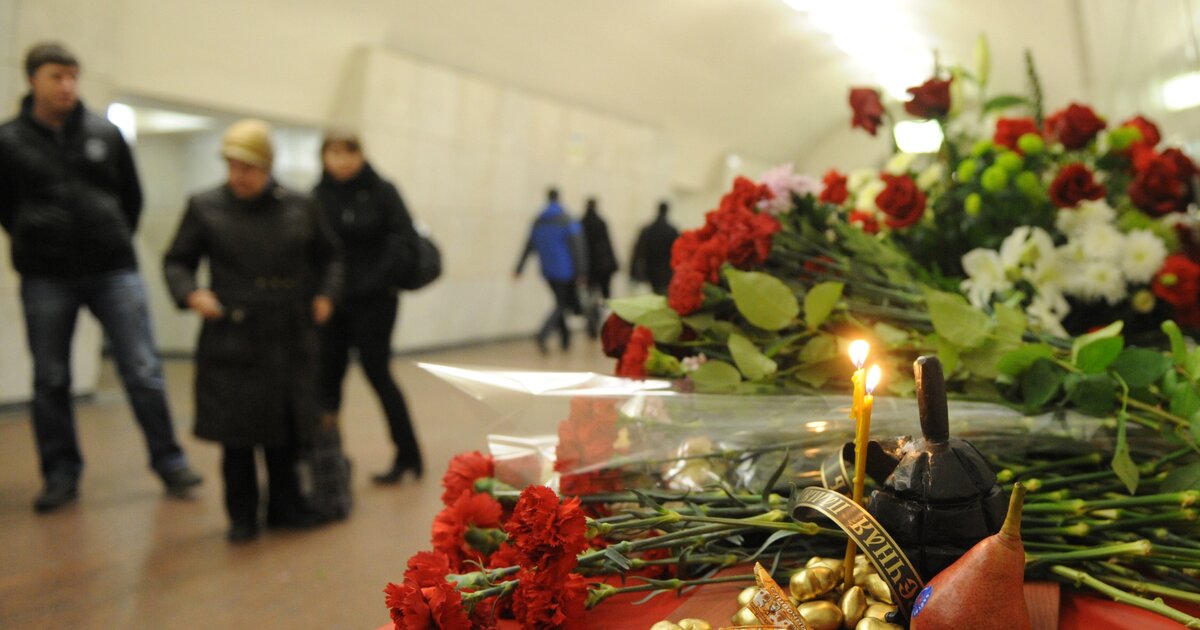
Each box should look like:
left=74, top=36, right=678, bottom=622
left=221, top=118, right=273, bottom=169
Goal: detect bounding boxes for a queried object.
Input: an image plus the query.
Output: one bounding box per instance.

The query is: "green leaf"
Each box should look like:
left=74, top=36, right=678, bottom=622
left=726, top=269, right=800, bottom=331
left=763, top=332, right=806, bottom=358
left=1162, top=320, right=1188, bottom=367
left=996, top=344, right=1055, bottom=376
left=1169, top=384, right=1200, bottom=421
left=729, top=333, right=778, bottom=381
left=1075, top=336, right=1125, bottom=374
left=1111, top=411, right=1139, bottom=494
left=994, top=303, right=1027, bottom=342
left=690, top=359, right=743, bottom=391
left=793, top=365, right=831, bottom=389
left=1071, top=321, right=1123, bottom=365
left=636, top=308, right=683, bottom=343
left=1109, top=348, right=1172, bottom=388
left=799, top=334, right=837, bottom=363
left=873, top=322, right=909, bottom=348
left=982, top=94, right=1029, bottom=113
left=610, top=294, right=670, bottom=323
left=1021, top=359, right=1064, bottom=410
left=803, top=281, right=843, bottom=329
left=1162, top=462, right=1200, bottom=493
left=1065, top=373, right=1118, bottom=416
left=929, top=334, right=961, bottom=376
left=923, top=288, right=993, bottom=350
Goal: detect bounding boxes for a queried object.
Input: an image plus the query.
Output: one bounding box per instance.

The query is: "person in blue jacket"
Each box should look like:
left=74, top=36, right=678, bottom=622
left=513, top=188, right=587, bottom=353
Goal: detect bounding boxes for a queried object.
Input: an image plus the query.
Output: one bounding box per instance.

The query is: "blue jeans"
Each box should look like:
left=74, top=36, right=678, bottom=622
left=21, top=269, right=188, bottom=482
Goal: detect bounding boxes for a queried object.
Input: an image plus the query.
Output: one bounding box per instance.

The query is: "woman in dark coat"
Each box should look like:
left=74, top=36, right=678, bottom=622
left=312, top=131, right=423, bottom=484
left=580, top=197, right=617, bottom=336
left=163, top=119, right=343, bottom=543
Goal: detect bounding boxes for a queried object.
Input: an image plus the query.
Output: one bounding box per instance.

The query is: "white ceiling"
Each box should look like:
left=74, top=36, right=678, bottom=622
left=286, top=0, right=1200, bottom=165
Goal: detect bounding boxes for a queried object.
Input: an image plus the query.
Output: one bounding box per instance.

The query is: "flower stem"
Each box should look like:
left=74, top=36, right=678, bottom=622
left=586, top=573, right=757, bottom=608
left=1049, top=565, right=1200, bottom=628
left=1026, top=540, right=1151, bottom=563
left=1099, top=575, right=1200, bottom=605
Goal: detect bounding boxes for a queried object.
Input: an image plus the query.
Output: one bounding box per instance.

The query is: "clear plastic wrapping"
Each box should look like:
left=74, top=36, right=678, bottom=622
left=421, top=363, right=1137, bottom=494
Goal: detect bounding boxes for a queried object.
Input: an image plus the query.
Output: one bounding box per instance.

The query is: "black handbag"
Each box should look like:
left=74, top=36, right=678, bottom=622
left=396, top=222, right=442, bottom=291
left=297, top=421, right=353, bottom=521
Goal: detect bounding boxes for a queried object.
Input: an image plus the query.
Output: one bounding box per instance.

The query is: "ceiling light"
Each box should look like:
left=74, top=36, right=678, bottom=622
left=894, top=120, right=943, bottom=153
left=106, top=102, right=137, bottom=144
left=1162, top=72, right=1200, bottom=111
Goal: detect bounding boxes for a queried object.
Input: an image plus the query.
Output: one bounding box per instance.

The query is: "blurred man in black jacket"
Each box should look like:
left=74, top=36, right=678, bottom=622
left=0, top=42, right=201, bottom=513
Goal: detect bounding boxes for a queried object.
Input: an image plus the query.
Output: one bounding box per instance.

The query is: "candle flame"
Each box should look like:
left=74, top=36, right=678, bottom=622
left=865, top=365, right=882, bottom=394
left=849, top=340, right=870, bottom=369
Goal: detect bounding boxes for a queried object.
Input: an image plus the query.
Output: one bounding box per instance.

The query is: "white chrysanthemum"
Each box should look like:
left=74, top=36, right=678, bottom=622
left=999, top=226, right=1056, bottom=270
left=960, top=248, right=1012, bottom=308
left=1024, top=258, right=1066, bottom=295
left=1058, top=241, right=1088, bottom=266
left=1078, top=223, right=1125, bottom=263
left=1069, top=261, right=1128, bottom=305
left=916, top=163, right=944, bottom=190
left=1027, top=293, right=1070, bottom=338
left=1055, top=199, right=1116, bottom=237
left=847, top=168, right=878, bottom=193
left=884, top=152, right=917, bottom=175
left=855, top=179, right=887, bottom=213
left=1122, top=229, right=1168, bottom=283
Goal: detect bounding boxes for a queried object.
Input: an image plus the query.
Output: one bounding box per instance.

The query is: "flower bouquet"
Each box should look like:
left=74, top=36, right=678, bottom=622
left=386, top=40, right=1200, bottom=629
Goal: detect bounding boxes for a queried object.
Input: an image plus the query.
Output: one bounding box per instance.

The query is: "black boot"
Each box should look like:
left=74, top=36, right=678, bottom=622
left=372, top=452, right=423, bottom=485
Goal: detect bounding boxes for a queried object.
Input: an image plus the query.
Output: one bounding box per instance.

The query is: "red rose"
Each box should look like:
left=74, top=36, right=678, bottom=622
left=1045, top=103, right=1106, bottom=150
left=600, top=314, right=634, bottom=358
left=384, top=581, right=471, bottom=630
left=849, top=87, right=885, bottom=135
left=616, top=326, right=654, bottom=378
left=1120, top=115, right=1161, bottom=149
left=1130, top=149, right=1194, bottom=215
left=667, top=266, right=706, bottom=316
left=848, top=210, right=880, bottom=234
left=875, top=174, right=927, bottom=229
left=904, top=78, right=952, bottom=119
left=505, top=485, right=589, bottom=576
left=441, top=451, right=495, bottom=505
left=1048, top=163, right=1106, bottom=209
left=1153, top=254, right=1200, bottom=308
left=432, top=491, right=504, bottom=570
left=993, top=117, right=1039, bottom=153
left=555, top=398, right=619, bottom=473
left=511, top=569, right=589, bottom=630
left=819, top=169, right=849, bottom=205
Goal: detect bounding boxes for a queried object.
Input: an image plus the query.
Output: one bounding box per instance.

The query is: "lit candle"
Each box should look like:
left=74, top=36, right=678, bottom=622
left=848, top=340, right=869, bottom=423
left=843, top=364, right=881, bottom=589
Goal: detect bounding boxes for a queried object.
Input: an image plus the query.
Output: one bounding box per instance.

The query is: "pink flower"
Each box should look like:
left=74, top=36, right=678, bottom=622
left=757, top=163, right=820, bottom=215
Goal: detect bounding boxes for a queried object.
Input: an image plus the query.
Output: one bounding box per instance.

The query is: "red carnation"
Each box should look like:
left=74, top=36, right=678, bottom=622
left=667, top=266, right=706, bottom=316
left=819, top=170, right=849, bottom=205
left=403, top=551, right=454, bottom=588
left=616, top=326, right=654, bottom=378
left=848, top=210, right=880, bottom=234
left=904, top=78, right=952, bottom=119
left=1153, top=254, right=1200, bottom=308
left=994, top=117, right=1039, bottom=153
left=1045, top=103, right=1106, bottom=150
left=555, top=398, right=620, bottom=473
left=875, top=174, right=927, bottom=229
left=504, top=485, right=589, bottom=576
left=432, top=491, right=504, bottom=570
left=1121, top=115, right=1161, bottom=149
left=849, top=87, right=885, bottom=135
left=718, top=176, right=774, bottom=215
left=511, top=569, right=589, bottom=630
left=441, top=451, right=495, bottom=505
left=384, top=580, right=471, bottom=630
left=1049, top=163, right=1106, bottom=209
left=1130, top=149, right=1196, bottom=215
left=600, top=314, right=634, bottom=358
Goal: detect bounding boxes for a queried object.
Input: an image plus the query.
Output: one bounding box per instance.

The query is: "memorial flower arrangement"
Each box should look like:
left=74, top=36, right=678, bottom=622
left=386, top=41, right=1200, bottom=629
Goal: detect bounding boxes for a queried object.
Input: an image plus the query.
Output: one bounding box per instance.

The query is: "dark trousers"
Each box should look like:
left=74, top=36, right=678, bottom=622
left=538, top=279, right=578, bottom=349
left=221, top=444, right=302, bottom=527
left=20, top=270, right=187, bottom=482
left=318, top=293, right=420, bottom=464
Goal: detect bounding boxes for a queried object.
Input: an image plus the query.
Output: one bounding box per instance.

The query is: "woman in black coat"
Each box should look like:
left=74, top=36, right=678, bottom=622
left=580, top=197, right=617, bottom=336
left=164, top=119, right=342, bottom=542
left=313, top=131, right=423, bottom=484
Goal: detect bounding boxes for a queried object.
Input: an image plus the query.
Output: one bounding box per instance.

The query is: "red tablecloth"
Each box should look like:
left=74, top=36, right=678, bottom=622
left=378, top=583, right=1199, bottom=629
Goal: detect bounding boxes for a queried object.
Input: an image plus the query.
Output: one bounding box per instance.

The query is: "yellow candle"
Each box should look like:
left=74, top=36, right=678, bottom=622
left=844, top=364, right=880, bottom=589
left=848, top=340, right=869, bottom=422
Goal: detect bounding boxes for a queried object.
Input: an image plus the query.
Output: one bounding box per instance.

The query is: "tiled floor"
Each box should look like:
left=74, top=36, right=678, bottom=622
left=0, top=338, right=613, bottom=629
